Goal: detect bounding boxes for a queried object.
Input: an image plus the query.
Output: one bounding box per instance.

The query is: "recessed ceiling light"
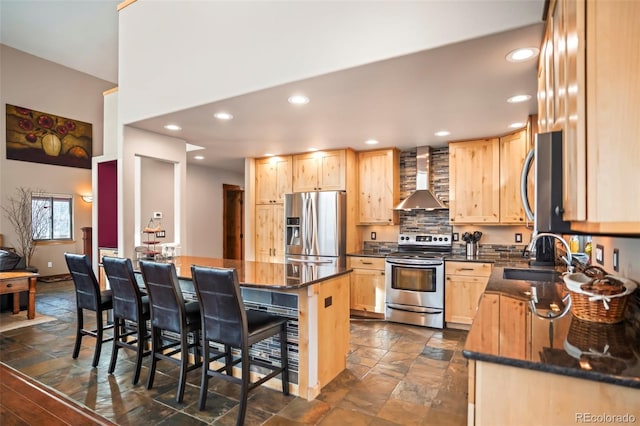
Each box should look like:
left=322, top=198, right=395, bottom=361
left=288, top=95, right=309, bottom=105
left=434, top=130, right=450, bottom=137
left=508, top=122, right=525, bottom=129
left=214, top=112, right=233, bottom=120
left=506, top=47, right=540, bottom=62
left=308, top=147, right=318, bottom=152
left=164, top=124, right=182, bottom=131
left=365, top=139, right=379, bottom=145
left=194, top=155, right=205, bottom=160
left=507, top=94, right=532, bottom=103
left=264, top=153, right=275, bottom=157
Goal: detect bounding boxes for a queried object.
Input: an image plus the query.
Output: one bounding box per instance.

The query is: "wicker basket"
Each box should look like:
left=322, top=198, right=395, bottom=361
left=563, top=273, right=637, bottom=324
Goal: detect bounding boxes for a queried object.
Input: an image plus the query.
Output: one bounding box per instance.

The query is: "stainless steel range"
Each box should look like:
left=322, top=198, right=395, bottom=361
left=385, top=233, right=452, bottom=329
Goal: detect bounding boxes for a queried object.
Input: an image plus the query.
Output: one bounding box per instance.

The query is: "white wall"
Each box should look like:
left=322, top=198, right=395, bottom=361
left=121, top=126, right=187, bottom=261
left=0, top=44, right=113, bottom=275
left=590, top=236, right=640, bottom=283
left=117, top=1, right=542, bottom=123
left=186, top=164, right=244, bottom=258
left=141, top=157, right=175, bottom=243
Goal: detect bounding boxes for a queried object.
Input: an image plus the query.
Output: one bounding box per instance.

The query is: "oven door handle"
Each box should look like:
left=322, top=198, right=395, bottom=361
left=385, top=260, right=443, bottom=267
left=386, top=303, right=442, bottom=315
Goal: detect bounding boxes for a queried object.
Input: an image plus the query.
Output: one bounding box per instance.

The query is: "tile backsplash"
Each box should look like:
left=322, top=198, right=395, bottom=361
left=399, top=147, right=452, bottom=235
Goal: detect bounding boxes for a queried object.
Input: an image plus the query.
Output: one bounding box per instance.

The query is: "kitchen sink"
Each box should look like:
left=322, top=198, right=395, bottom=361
left=502, top=267, right=561, bottom=282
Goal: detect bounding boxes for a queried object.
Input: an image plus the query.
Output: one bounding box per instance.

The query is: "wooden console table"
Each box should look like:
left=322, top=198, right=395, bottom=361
left=0, top=271, right=38, bottom=319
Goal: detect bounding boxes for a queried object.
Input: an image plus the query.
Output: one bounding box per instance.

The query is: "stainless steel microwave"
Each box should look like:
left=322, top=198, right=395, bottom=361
left=521, top=131, right=571, bottom=233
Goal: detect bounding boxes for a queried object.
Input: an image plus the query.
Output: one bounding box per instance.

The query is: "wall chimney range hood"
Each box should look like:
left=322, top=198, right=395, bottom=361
left=394, top=146, right=448, bottom=211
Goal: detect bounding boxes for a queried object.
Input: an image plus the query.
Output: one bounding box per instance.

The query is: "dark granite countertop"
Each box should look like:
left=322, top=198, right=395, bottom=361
left=136, top=256, right=352, bottom=290
left=463, top=265, right=640, bottom=389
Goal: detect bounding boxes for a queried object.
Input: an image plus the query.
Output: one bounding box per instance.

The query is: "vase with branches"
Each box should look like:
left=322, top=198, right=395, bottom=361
left=1, top=187, right=49, bottom=268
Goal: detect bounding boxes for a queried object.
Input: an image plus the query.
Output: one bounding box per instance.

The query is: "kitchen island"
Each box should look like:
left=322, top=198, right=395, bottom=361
left=463, top=265, right=640, bottom=425
left=140, top=256, right=352, bottom=401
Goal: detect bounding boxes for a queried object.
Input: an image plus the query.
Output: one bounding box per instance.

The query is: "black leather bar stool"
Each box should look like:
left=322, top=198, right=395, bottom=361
left=102, top=256, right=151, bottom=384
left=139, top=260, right=202, bottom=403
left=64, top=253, right=114, bottom=367
left=191, top=265, right=289, bottom=425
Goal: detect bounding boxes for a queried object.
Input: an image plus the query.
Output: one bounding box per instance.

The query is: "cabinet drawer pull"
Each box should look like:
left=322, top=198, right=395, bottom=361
left=6, top=283, right=12, bottom=288
left=360, top=261, right=373, bottom=265
left=459, top=268, right=475, bottom=271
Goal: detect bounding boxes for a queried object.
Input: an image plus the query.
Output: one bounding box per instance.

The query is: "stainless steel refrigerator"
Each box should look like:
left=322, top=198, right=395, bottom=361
left=284, top=191, right=346, bottom=266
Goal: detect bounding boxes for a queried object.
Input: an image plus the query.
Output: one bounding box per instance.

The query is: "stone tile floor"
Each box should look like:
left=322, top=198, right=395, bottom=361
left=0, top=281, right=468, bottom=425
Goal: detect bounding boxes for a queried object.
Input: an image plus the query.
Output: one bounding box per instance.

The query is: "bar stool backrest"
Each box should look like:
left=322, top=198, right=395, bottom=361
left=140, top=261, right=186, bottom=334
left=102, top=257, right=144, bottom=322
left=191, top=266, right=247, bottom=348
left=65, top=253, right=101, bottom=311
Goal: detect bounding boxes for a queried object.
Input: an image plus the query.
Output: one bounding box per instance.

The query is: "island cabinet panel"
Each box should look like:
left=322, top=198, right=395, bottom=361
left=473, top=361, right=640, bottom=426
left=498, top=129, right=528, bottom=224
left=445, top=262, right=492, bottom=326
left=255, top=156, right=292, bottom=204
left=357, top=149, right=399, bottom=225
left=316, top=274, right=350, bottom=389
left=255, top=204, right=284, bottom=263
left=347, top=256, right=386, bottom=315
left=448, top=138, right=500, bottom=224
left=292, top=149, right=346, bottom=192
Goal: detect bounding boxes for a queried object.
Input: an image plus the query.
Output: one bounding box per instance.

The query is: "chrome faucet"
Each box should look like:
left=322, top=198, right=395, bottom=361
left=528, top=232, right=574, bottom=273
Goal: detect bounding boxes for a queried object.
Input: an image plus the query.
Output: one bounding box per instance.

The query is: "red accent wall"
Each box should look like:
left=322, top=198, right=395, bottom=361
left=97, top=161, right=117, bottom=248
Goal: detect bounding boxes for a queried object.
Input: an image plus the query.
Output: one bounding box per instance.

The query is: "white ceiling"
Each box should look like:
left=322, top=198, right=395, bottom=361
left=1, top=1, right=545, bottom=173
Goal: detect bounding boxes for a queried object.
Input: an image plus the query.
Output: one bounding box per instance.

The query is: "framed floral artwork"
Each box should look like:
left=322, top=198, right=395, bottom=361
left=5, top=104, right=92, bottom=169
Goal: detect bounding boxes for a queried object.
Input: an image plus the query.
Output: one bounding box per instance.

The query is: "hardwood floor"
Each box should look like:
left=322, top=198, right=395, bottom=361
left=0, top=363, right=116, bottom=425
left=0, top=281, right=468, bottom=425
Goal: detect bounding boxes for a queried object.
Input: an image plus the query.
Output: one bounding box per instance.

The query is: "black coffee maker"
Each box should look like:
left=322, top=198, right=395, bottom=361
left=530, top=235, right=556, bottom=266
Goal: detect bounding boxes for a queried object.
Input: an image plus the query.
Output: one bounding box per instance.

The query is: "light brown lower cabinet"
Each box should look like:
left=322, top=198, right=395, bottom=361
left=444, top=262, right=492, bottom=326
left=468, top=360, right=640, bottom=425
left=465, top=292, right=530, bottom=358
left=347, top=256, right=386, bottom=316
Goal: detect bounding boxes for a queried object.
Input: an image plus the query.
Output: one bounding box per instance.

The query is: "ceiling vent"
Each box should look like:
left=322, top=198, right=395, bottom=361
left=394, top=146, right=448, bottom=211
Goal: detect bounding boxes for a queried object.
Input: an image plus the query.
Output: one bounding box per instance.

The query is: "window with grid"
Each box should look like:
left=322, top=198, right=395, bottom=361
left=32, top=193, right=73, bottom=241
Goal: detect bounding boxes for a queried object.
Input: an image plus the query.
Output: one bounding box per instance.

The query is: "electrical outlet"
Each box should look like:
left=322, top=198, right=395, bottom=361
left=613, top=248, right=619, bottom=272
left=47, top=261, right=53, bottom=268
left=515, top=233, right=522, bottom=243
left=370, top=232, right=377, bottom=240
left=595, top=244, right=604, bottom=265
left=153, top=211, right=163, bottom=219
left=453, top=232, right=459, bottom=242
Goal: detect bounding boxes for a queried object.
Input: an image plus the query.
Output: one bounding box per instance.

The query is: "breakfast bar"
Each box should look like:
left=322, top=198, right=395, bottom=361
left=138, top=256, right=352, bottom=400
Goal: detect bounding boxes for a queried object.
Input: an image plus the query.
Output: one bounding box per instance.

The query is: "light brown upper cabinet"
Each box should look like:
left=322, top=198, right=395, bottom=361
left=255, top=156, right=292, bottom=204
left=449, top=138, right=500, bottom=224
left=292, top=150, right=346, bottom=192
left=499, top=129, right=528, bottom=224
left=357, top=149, right=399, bottom=225
left=539, top=0, right=640, bottom=233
